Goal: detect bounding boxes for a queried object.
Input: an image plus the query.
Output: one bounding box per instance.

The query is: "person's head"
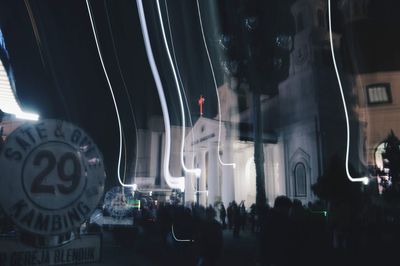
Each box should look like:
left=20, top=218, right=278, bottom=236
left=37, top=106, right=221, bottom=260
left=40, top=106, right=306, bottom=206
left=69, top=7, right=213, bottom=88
left=292, top=199, right=303, bottom=209
left=206, top=206, right=216, bottom=220
left=273, top=196, right=292, bottom=216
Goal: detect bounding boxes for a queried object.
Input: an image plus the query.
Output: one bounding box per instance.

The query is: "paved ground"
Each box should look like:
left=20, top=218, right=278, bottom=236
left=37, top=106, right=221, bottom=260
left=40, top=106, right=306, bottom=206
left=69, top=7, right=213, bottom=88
left=99, top=227, right=259, bottom=266
left=217, top=230, right=258, bottom=266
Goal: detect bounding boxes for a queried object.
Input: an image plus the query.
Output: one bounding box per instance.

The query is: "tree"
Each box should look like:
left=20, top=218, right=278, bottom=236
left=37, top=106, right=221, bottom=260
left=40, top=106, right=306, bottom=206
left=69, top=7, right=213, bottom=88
left=380, top=130, right=400, bottom=201
left=217, top=0, right=294, bottom=213
left=312, top=156, right=362, bottom=204
left=312, top=156, right=364, bottom=237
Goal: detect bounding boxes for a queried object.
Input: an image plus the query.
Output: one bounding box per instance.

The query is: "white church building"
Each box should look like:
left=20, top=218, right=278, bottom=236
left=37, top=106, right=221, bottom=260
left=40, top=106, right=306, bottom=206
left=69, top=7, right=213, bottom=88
left=133, top=0, right=368, bottom=208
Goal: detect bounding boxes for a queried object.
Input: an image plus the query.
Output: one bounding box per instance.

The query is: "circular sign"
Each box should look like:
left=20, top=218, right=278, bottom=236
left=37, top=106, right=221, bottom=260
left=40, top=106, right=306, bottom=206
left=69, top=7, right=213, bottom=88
left=0, top=120, right=105, bottom=236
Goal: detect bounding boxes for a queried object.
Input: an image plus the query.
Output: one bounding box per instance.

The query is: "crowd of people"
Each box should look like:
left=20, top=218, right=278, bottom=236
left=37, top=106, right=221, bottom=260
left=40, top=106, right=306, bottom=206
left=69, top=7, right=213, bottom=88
left=2, top=194, right=397, bottom=266
left=152, top=196, right=330, bottom=266
left=219, top=201, right=257, bottom=237
left=156, top=203, right=223, bottom=266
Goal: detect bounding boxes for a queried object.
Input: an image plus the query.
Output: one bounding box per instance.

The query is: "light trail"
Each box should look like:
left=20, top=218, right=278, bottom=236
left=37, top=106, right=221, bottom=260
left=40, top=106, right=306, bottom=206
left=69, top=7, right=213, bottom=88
left=164, top=0, right=200, bottom=193
left=328, top=0, right=369, bottom=184
left=24, top=0, right=46, bottom=67
left=136, top=0, right=185, bottom=191
left=155, top=0, right=201, bottom=178
left=104, top=0, right=140, bottom=180
left=86, top=0, right=135, bottom=188
left=195, top=0, right=236, bottom=169
left=171, top=224, right=193, bottom=242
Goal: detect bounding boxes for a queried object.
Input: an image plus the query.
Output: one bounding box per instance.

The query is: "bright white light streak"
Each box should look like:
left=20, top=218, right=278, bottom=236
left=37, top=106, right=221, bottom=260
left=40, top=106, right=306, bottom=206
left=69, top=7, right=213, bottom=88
left=164, top=0, right=197, bottom=169
left=16, top=112, right=39, bottom=121
left=0, top=61, right=39, bottom=121
left=171, top=224, right=193, bottom=242
left=156, top=0, right=201, bottom=178
left=328, top=0, right=369, bottom=185
left=164, top=0, right=199, bottom=192
left=104, top=0, right=140, bottom=180
left=195, top=190, right=208, bottom=193
left=195, top=0, right=236, bottom=169
left=86, top=0, right=134, bottom=188
left=136, top=0, right=185, bottom=191
left=24, top=0, right=46, bottom=67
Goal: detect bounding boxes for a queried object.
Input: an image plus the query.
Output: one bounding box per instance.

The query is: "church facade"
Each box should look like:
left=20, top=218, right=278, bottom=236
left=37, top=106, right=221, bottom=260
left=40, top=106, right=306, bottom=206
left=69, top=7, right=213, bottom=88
left=127, top=0, right=392, bottom=207
left=182, top=0, right=348, bottom=207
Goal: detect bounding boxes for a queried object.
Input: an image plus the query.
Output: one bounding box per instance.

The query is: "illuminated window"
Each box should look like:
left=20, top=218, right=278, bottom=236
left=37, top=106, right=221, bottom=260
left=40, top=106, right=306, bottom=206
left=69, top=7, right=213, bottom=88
left=366, top=83, right=392, bottom=105
left=294, top=162, right=307, bottom=197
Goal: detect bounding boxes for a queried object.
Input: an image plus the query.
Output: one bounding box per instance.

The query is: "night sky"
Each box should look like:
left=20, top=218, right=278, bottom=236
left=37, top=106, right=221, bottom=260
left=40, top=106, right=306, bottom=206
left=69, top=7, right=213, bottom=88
left=0, top=0, right=224, bottom=187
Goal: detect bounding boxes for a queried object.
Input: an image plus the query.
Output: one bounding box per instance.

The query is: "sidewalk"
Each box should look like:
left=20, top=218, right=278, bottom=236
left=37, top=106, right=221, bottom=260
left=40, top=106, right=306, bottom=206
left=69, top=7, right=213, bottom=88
left=98, top=227, right=259, bottom=266
left=217, top=229, right=259, bottom=266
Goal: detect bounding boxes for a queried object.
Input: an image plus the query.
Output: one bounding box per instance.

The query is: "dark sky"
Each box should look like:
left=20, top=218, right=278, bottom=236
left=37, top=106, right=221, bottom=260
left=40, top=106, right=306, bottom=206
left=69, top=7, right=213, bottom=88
left=0, top=0, right=224, bottom=187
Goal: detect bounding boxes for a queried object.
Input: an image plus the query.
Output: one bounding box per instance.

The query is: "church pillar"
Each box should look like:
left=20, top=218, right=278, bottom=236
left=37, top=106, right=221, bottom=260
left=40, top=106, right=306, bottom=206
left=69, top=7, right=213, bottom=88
left=199, top=149, right=207, bottom=206
left=207, top=142, right=219, bottom=206
left=184, top=151, right=196, bottom=204
left=221, top=142, right=235, bottom=206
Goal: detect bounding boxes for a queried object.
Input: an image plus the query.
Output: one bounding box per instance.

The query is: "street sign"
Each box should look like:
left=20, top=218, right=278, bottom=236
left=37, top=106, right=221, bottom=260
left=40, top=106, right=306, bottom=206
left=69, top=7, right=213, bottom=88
left=0, top=234, right=101, bottom=266
left=0, top=120, right=106, bottom=236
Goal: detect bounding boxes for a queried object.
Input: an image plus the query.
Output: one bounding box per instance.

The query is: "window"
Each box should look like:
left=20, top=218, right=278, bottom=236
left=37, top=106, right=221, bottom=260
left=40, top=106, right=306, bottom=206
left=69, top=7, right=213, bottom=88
left=294, top=163, right=307, bottom=197
left=296, top=13, right=304, bottom=32
left=366, top=83, right=392, bottom=105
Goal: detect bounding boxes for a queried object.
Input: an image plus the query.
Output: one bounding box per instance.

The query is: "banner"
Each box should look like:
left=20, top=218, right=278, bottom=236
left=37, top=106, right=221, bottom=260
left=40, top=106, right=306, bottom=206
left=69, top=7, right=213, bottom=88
left=0, top=234, right=101, bottom=266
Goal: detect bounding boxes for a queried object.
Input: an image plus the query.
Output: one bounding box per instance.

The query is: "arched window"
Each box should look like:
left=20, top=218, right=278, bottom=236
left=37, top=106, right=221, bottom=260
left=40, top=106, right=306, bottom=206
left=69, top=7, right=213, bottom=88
left=294, top=163, right=307, bottom=197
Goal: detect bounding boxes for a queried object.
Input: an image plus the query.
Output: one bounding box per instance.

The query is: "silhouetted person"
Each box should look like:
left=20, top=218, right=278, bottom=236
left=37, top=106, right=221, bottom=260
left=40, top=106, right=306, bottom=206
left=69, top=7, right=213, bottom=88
left=239, top=201, right=247, bottom=230
left=249, top=203, right=257, bottom=233
left=195, top=206, right=223, bottom=266
left=289, top=199, right=308, bottom=265
left=227, top=202, right=233, bottom=230
left=260, top=196, right=294, bottom=266
left=232, top=201, right=241, bottom=238
left=220, top=203, right=227, bottom=229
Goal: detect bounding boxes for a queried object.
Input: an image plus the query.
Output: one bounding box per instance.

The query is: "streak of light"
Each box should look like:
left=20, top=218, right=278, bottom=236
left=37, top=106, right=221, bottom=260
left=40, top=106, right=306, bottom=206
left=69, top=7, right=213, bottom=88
left=23, top=0, right=46, bottom=67
left=171, top=224, right=193, bottom=242
left=164, top=0, right=199, bottom=192
left=0, top=60, right=39, bottom=121
left=328, top=0, right=368, bottom=185
left=156, top=0, right=201, bottom=178
left=104, top=0, right=139, bottom=180
left=136, top=0, right=185, bottom=191
left=23, top=0, right=71, bottom=119
left=86, top=0, right=135, bottom=188
left=195, top=190, right=208, bottom=193
left=195, top=0, right=236, bottom=169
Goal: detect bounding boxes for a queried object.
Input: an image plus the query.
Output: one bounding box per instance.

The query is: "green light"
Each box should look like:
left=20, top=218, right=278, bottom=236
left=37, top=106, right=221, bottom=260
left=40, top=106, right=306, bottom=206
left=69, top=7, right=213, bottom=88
left=311, top=210, right=328, bottom=217
left=127, top=199, right=141, bottom=209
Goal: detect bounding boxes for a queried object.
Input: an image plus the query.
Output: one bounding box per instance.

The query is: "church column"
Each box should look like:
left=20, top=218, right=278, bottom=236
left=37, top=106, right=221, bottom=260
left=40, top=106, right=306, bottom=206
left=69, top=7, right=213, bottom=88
left=221, top=141, right=235, bottom=206
left=184, top=151, right=196, bottom=204
left=207, top=141, right=219, bottom=206
left=198, top=149, right=207, bottom=206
